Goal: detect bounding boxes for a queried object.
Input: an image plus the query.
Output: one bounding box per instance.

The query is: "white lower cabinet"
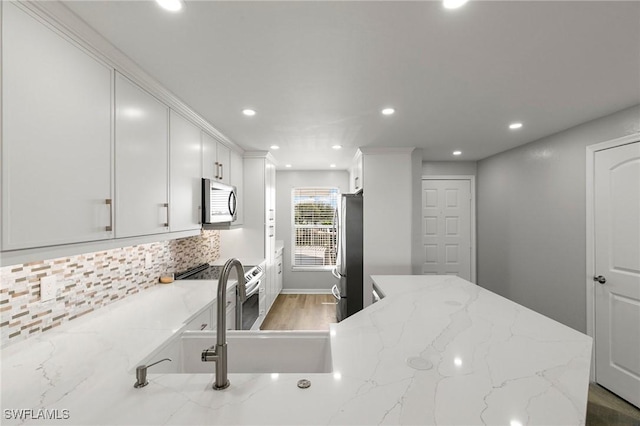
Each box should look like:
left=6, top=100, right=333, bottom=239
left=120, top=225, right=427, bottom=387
left=2, top=3, right=113, bottom=250
left=185, top=287, right=236, bottom=331
left=276, top=251, right=283, bottom=295
left=185, top=306, right=214, bottom=331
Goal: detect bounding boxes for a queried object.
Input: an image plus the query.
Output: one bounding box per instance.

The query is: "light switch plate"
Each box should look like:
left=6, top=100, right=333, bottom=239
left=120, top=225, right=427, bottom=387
left=40, top=276, right=59, bottom=301
left=145, top=252, right=153, bottom=269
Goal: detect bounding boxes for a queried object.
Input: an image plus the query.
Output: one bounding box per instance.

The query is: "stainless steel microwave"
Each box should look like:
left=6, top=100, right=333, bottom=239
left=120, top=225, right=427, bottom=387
left=202, top=178, right=237, bottom=224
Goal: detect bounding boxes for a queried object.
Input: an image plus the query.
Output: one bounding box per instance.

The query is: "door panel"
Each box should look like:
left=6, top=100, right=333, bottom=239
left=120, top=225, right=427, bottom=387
left=594, top=141, right=640, bottom=408
left=421, top=180, right=472, bottom=281
left=2, top=3, right=112, bottom=249
left=115, top=73, right=169, bottom=238
left=169, top=111, right=202, bottom=232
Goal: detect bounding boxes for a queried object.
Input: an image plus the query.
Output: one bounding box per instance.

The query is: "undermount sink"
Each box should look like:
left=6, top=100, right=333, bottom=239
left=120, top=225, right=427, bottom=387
left=142, top=330, right=333, bottom=374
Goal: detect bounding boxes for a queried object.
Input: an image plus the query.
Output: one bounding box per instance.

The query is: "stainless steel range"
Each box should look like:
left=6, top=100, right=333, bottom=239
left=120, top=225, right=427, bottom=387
left=175, top=261, right=265, bottom=330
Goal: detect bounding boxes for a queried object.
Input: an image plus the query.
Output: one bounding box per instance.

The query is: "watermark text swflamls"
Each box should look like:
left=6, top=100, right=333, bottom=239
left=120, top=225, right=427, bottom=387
left=4, top=409, right=70, bottom=421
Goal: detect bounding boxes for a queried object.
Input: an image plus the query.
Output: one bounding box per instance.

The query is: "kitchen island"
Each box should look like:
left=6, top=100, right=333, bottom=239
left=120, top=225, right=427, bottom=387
left=1, top=275, right=592, bottom=425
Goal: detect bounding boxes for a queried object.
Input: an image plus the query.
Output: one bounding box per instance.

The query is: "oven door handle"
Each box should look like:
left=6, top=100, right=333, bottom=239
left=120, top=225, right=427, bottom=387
left=245, top=280, right=261, bottom=297
left=331, top=284, right=341, bottom=300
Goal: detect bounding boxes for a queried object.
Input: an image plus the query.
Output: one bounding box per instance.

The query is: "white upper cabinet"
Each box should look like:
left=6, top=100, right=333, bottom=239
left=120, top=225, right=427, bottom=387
left=169, top=111, right=203, bottom=232
left=216, top=143, right=231, bottom=185
left=202, top=132, right=231, bottom=185
left=115, top=73, right=169, bottom=238
left=229, top=150, right=244, bottom=225
left=350, top=150, right=364, bottom=193
left=1, top=3, right=113, bottom=250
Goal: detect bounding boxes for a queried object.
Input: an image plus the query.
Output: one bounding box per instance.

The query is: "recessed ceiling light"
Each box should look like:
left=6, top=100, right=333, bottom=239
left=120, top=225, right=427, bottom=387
left=285, top=164, right=292, bottom=168
left=330, top=164, right=337, bottom=168
left=332, top=145, right=342, bottom=150
left=443, top=0, right=469, bottom=9
left=242, top=109, right=256, bottom=117
left=270, top=145, right=280, bottom=150
left=156, top=0, right=183, bottom=12
left=381, top=108, right=395, bottom=116
left=509, top=122, right=523, bottom=130
left=453, top=150, right=462, bottom=156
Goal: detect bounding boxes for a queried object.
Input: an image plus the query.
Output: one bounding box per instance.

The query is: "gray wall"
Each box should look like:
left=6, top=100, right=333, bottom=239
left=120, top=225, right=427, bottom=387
left=477, top=105, right=640, bottom=332
left=422, top=161, right=477, bottom=176
left=275, top=170, right=350, bottom=292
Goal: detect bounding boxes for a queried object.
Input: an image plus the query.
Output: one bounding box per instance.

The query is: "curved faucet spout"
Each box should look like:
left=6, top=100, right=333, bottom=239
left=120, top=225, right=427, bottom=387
left=204, top=258, right=245, bottom=390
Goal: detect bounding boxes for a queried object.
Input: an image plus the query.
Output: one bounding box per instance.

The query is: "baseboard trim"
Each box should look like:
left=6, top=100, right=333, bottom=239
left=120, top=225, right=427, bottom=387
left=280, top=289, right=332, bottom=295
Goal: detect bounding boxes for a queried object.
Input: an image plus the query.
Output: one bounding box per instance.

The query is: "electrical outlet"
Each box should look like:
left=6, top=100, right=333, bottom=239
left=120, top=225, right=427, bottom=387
left=40, top=276, right=61, bottom=302
left=145, top=252, right=153, bottom=269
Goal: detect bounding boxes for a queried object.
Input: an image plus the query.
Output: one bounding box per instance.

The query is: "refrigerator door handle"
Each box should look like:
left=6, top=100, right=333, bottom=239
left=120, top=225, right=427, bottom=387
left=331, top=284, right=341, bottom=300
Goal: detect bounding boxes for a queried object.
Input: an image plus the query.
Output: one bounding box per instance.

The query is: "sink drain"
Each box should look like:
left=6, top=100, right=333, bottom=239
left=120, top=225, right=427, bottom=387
left=297, top=379, right=311, bottom=389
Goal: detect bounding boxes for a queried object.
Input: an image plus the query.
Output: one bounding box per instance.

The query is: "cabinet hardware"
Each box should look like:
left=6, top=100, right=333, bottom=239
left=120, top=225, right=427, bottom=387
left=163, top=203, right=170, bottom=227
left=105, top=199, right=113, bottom=232
left=593, top=275, right=607, bottom=284
left=215, top=162, right=220, bottom=179
left=219, top=163, right=223, bottom=180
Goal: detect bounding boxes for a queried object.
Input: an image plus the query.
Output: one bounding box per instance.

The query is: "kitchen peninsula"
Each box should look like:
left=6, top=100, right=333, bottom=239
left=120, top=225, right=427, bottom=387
left=0, top=275, right=591, bottom=425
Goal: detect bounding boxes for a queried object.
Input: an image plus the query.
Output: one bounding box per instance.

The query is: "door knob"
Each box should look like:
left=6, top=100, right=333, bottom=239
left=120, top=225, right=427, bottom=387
left=593, top=275, right=607, bottom=284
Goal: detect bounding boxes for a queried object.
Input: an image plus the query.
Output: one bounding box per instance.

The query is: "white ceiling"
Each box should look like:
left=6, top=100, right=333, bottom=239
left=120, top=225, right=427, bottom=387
left=63, top=0, right=640, bottom=170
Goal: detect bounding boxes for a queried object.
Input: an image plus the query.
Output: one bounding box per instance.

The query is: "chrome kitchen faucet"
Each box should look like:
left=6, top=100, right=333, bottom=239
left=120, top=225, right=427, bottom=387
left=201, top=258, right=245, bottom=390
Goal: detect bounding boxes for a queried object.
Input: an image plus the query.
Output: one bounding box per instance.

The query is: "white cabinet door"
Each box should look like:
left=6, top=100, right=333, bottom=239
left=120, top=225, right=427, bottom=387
left=202, top=132, right=218, bottom=181
left=350, top=151, right=364, bottom=193
left=169, top=111, right=202, bottom=232
left=265, top=160, right=277, bottom=310
left=185, top=306, right=213, bottom=331
left=216, top=143, right=231, bottom=185
left=229, top=150, right=244, bottom=225
left=276, top=253, right=283, bottom=295
left=202, top=132, right=231, bottom=185
left=2, top=4, right=113, bottom=250
left=115, top=73, right=169, bottom=238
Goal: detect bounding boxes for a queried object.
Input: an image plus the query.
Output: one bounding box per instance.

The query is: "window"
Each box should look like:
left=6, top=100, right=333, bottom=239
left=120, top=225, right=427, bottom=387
left=292, top=187, right=340, bottom=269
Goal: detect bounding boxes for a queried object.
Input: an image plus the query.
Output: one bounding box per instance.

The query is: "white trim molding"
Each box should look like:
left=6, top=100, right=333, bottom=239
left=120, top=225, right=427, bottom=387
left=421, top=175, right=477, bottom=284
left=585, top=132, right=640, bottom=382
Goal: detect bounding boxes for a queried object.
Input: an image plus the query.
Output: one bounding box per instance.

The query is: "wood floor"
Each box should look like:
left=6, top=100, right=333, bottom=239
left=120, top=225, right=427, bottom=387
left=586, top=383, right=640, bottom=425
left=260, top=294, right=337, bottom=330
left=261, top=294, right=640, bottom=424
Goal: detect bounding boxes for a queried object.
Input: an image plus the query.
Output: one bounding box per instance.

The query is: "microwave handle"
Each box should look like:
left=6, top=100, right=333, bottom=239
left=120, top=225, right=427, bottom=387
left=228, top=191, right=237, bottom=216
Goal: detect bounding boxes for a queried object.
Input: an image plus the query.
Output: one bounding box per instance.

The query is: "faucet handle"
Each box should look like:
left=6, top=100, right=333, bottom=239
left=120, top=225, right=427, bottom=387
left=134, top=358, right=172, bottom=388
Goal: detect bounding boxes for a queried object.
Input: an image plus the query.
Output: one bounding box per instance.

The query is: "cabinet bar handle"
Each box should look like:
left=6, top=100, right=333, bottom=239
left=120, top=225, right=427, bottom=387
left=105, top=199, right=113, bottom=232
left=215, top=162, right=220, bottom=179
left=163, top=203, right=169, bottom=227
left=219, top=163, right=223, bottom=180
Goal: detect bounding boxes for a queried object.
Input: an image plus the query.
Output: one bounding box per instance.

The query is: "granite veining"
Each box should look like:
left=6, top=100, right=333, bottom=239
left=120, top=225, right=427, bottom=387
left=0, top=275, right=592, bottom=425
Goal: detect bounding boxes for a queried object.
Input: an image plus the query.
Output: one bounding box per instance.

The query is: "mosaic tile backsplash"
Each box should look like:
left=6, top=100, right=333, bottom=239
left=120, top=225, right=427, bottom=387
left=0, top=230, right=220, bottom=348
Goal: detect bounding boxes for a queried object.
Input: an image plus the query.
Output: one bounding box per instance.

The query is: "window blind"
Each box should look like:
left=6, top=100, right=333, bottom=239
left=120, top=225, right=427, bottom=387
left=292, top=187, right=339, bottom=268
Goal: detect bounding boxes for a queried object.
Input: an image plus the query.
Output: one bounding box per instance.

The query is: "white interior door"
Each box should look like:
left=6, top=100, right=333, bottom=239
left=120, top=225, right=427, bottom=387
left=422, top=179, right=472, bottom=281
left=594, top=141, right=640, bottom=408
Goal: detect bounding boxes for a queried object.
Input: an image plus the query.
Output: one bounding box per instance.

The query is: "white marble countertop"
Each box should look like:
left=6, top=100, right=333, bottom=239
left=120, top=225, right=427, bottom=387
left=0, top=275, right=592, bottom=425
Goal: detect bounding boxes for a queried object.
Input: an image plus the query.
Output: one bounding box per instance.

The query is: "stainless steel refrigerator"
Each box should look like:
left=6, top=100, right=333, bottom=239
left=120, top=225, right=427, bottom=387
left=331, top=192, right=363, bottom=322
